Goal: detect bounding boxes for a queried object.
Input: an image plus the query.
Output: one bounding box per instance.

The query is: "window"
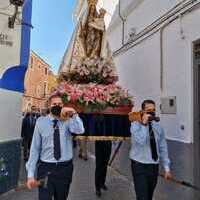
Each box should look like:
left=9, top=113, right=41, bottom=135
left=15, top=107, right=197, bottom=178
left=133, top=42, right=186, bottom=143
left=37, top=86, right=41, bottom=97
left=45, top=68, right=48, bottom=75
left=44, top=82, right=47, bottom=97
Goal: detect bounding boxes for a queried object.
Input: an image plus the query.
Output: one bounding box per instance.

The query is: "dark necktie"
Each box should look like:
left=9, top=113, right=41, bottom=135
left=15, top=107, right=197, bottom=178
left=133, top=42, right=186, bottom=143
left=149, top=123, right=158, bottom=161
left=53, top=119, right=61, bottom=160
left=29, top=116, right=33, bottom=127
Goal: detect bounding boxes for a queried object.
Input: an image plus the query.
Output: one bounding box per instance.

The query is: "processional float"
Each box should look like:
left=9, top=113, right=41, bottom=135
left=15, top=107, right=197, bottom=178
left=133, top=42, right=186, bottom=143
left=56, top=0, right=133, bottom=141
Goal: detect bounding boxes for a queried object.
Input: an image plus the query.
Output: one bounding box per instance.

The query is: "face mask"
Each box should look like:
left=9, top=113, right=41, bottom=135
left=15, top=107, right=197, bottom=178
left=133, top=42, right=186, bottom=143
left=51, top=105, right=62, bottom=117
left=146, top=112, right=155, bottom=117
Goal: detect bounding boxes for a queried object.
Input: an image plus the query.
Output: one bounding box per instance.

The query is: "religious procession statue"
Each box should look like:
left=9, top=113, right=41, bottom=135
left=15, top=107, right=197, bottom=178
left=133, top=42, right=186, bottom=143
left=79, top=3, right=107, bottom=58
left=59, top=0, right=116, bottom=76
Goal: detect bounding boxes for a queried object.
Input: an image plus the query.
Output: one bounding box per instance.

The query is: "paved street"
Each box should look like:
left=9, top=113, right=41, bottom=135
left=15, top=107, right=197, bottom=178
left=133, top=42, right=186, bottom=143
left=0, top=146, right=198, bottom=200
left=0, top=150, right=136, bottom=200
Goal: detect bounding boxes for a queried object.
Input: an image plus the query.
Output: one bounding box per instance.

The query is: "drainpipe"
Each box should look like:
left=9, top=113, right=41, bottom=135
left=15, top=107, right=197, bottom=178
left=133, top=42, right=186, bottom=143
left=160, top=26, right=164, bottom=92
left=119, top=0, right=126, bottom=45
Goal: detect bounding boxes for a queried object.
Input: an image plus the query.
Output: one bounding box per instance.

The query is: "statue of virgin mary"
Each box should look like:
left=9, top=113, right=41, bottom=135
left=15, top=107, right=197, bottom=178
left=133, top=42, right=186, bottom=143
left=59, top=0, right=114, bottom=74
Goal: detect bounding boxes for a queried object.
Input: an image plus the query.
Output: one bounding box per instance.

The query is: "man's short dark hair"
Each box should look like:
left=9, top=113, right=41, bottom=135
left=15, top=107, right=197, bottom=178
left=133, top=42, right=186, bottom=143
left=48, top=93, right=62, bottom=103
left=31, top=106, right=36, bottom=110
left=141, top=99, right=155, bottom=110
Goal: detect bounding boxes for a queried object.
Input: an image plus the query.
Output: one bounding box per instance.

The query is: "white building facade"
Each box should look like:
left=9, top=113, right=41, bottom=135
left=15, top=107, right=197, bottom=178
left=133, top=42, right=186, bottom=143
left=0, top=0, right=32, bottom=194
left=107, top=0, right=200, bottom=199
left=107, top=0, right=200, bottom=145
left=107, top=0, right=200, bottom=198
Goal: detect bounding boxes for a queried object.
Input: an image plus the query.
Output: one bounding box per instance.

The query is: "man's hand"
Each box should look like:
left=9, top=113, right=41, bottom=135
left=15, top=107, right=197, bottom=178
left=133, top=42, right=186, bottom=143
left=61, top=107, right=77, bottom=120
left=27, top=178, right=38, bottom=190
left=164, top=171, right=172, bottom=180
left=142, top=113, right=151, bottom=125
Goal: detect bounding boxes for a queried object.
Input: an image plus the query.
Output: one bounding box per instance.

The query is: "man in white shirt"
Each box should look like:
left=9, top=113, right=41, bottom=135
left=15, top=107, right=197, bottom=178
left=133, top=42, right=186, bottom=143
left=26, top=93, right=84, bottom=200
left=130, top=99, right=172, bottom=200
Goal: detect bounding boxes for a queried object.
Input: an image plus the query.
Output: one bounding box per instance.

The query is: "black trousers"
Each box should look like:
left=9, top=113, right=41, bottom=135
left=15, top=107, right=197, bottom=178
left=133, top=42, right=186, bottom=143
left=37, top=160, right=73, bottom=200
left=95, top=141, right=112, bottom=190
left=131, top=160, right=159, bottom=200
left=23, top=138, right=32, bottom=161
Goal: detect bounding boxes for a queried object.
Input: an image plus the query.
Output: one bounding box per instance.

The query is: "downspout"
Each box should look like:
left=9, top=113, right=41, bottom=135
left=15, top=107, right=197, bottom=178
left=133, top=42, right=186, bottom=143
left=118, top=0, right=126, bottom=45
left=160, top=26, right=165, bottom=92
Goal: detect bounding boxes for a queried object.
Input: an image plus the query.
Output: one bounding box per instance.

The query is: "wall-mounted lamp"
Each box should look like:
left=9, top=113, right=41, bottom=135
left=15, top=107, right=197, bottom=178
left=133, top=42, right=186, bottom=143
left=126, top=27, right=136, bottom=43
left=8, top=0, right=24, bottom=29
left=129, top=27, right=136, bottom=38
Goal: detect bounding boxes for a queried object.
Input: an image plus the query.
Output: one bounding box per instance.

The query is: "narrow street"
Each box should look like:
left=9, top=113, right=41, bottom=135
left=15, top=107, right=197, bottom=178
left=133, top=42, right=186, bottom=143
left=0, top=151, right=135, bottom=200
left=0, top=147, right=197, bottom=200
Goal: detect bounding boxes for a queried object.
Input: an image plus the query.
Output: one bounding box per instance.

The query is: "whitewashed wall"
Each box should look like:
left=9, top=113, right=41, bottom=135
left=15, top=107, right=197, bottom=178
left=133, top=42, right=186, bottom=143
left=0, top=1, right=21, bottom=78
left=108, top=0, right=188, bottom=36
left=107, top=0, right=200, bottom=143
left=0, top=89, right=23, bottom=142
left=0, top=1, right=23, bottom=142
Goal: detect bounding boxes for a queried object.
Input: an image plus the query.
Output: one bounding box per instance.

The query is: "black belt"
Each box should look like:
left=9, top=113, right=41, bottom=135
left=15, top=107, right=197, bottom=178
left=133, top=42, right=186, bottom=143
left=39, top=159, right=72, bottom=167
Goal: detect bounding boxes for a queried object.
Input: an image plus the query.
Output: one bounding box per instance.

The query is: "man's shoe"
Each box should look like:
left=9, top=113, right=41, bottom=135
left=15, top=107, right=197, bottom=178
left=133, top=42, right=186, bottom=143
left=101, top=185, right=108, bottom=191
left=96, top=189, right=101, bottom=197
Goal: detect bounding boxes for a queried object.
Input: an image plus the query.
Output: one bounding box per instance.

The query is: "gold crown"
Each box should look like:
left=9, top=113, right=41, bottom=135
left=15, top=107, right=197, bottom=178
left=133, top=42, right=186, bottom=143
left=87, top=0, right=98, bottom=6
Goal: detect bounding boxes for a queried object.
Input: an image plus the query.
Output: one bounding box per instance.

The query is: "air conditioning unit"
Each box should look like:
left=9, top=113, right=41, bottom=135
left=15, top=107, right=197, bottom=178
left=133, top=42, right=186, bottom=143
left=10, top=0, right=24, bottom=6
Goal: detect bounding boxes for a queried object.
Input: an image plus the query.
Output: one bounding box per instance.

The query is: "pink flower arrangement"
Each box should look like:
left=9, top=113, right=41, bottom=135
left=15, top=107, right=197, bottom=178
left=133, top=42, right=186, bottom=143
left=56, top=56, right=133, bottom=112
left=61, top=57, right=118, bottom=84
left=56, top=82, right=132, bottom=111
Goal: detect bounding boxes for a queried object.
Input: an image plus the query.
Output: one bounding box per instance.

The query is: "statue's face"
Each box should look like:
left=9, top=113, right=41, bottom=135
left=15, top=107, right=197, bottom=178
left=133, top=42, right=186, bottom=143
left=89, top=5, right=96, bottom=16
left=90, top=5, right=96, bottom=11
left=99, top=9, right=106, bottom=17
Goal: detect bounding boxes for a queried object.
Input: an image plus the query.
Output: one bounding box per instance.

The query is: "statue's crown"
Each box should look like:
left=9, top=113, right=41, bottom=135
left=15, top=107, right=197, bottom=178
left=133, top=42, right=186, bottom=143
left=87, top=0, right=98, bottom=6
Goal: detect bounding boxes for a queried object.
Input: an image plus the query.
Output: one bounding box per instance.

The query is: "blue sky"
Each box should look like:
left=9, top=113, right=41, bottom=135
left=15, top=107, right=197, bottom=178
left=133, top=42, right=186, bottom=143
left=30, top=0, right=76, bottom=74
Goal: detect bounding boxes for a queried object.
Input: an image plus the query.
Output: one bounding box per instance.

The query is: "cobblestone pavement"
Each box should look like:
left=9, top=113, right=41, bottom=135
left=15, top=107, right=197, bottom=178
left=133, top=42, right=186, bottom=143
left=0, top=151, right=136, bottom=200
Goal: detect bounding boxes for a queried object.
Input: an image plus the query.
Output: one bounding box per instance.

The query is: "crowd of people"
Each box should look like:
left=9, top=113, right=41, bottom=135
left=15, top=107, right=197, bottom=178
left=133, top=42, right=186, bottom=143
left=21, top=95, right=172, bottom=200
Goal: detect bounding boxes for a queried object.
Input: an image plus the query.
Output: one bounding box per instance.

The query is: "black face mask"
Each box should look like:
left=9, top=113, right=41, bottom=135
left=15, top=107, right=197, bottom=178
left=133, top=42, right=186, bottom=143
left=51, top=105, right=62, bottom=117
left=146, top=112, right=155, bottom=117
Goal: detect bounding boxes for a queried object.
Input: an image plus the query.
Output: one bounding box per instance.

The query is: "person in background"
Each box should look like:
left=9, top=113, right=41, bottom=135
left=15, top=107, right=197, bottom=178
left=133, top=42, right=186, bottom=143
left=95, top=141, right=112, bottom=197
left=130, top=99, right=172, bottom=200
left=78, top=139, right=88, bottom=161
left=21, top=106, right=40, bottom=161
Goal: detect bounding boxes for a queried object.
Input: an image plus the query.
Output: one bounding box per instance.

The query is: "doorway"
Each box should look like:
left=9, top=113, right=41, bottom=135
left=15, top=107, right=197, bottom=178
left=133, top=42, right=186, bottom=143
left=193, top=40, right=200, bottom=191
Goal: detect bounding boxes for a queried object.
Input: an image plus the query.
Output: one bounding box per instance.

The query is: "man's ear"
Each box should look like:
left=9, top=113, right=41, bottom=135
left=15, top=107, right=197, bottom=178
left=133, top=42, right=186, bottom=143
left=47, top=102, right=51, bottom=109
